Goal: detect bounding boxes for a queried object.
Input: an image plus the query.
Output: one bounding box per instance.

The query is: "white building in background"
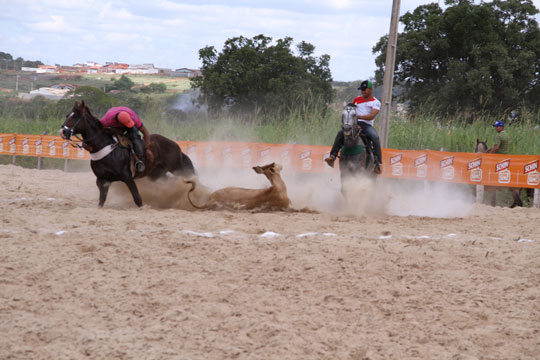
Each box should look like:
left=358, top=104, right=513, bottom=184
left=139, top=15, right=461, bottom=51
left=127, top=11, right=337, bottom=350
left=125, top=64, right=159, bottom=74
left=21, top=67, right=40, bottom=73
left=174, top=68, right=201, bottom=78
left=19, top=87, right=72, bottom=100
left=21, top=65, right=58, bottom=73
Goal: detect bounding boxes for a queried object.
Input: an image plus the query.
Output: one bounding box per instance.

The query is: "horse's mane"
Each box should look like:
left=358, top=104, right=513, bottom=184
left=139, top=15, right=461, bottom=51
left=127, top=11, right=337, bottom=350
left=76, top=101, right=103, bottom=129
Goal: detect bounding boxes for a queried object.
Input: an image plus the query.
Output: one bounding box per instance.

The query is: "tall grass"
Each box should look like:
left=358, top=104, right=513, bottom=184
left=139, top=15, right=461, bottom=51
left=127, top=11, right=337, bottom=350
left=0, top=114, right=62, bottom=135
left=1, top=97, right=539, bottom=155
left=388, top=109, right=540, bottom=154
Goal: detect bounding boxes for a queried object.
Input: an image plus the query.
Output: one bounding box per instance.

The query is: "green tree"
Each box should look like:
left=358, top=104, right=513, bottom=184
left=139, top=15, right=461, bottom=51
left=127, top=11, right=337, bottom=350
left=373, top=0, right=540, bottom=114
left=191, top=34, right=333, bottom=118
left=58, top=86, right=118, bottom=115
left=0, top=52, right=13, bottom=70
left=140, top=82, right=167, bottom=93
left=106, top=74, right=135, bottom=92
left=0, top=51, right=43, bottom=70
left=23, top=59, right=43, bottom=68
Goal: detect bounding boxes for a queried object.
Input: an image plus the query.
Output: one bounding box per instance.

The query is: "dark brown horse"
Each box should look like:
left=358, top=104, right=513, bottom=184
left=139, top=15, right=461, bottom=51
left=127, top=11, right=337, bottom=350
left=60, top=101, right=196, bottom=207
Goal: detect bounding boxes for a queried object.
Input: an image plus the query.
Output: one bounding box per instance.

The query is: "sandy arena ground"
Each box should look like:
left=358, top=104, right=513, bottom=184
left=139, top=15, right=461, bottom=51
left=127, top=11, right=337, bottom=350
left=0, top=163, right=539, bottom=360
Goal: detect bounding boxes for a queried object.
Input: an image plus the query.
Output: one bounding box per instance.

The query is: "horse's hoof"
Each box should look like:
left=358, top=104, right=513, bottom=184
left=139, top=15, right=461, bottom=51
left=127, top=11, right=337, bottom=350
left=374, top=164, right=382, bottom=175
left=325, top=157, right=335, bottom=168
left=510, top=201, right=523, bottom=208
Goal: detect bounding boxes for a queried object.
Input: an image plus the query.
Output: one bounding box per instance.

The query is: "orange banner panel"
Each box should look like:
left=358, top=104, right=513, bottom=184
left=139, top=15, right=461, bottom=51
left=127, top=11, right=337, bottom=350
left=3, top=133, right=539, bottom=189
left=382, top=149, right=431, bottom=180
left=0, top=134, right=89, bottom=160
left=479, top=154, right=539, bottom=188
left=292, top=144, right=332, bottom=173
left=180, top=141, right=264, bottom=169
left=252, top=143, right=296, bottom=170
left=426, top=150, right=480, bottom=184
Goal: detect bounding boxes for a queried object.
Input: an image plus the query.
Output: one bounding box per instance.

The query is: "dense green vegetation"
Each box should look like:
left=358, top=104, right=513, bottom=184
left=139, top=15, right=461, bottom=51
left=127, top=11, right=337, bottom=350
left=191, top=35, right=333, bottom=118
left=1, top=83, right=539, bottom=155
left=0, top=51, right=43, bottom=70
left=374, top=0, right=540, bottom=114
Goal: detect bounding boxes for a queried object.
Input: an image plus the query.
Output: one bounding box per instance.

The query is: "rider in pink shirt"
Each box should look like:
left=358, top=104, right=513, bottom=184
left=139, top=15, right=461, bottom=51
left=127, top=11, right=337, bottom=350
left=100, top=107, right=151, bottom=172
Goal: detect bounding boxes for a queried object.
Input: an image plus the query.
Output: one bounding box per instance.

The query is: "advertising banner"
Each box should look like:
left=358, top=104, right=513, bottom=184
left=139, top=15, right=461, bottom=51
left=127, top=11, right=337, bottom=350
left=2, top=133, right=539, bottom=189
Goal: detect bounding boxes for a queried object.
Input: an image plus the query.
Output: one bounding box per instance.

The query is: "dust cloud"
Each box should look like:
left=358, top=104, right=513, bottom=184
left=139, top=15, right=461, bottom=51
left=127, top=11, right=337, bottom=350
left=107, top=175, right=210, bottom=210
left=286, top=171, right=475, bottom=218
left=377, top=178, right=475, bottom=218
left=107, top=165, right=474, bottom=218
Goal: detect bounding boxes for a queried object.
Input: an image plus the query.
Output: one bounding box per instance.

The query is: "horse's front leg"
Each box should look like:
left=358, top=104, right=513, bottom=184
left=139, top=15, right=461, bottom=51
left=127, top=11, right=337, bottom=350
left=510, top=188, right=523, bottom=208
left=96, top=178, right=111, bottom=207
left=124, top=178, right=143, bottom=207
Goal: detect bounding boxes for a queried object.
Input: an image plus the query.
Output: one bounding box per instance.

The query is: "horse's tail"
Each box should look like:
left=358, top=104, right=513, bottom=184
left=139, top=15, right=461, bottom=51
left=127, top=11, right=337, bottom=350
left=184, top=179, right=208, bottom=210
left=181, top=153, right=197, bottom=177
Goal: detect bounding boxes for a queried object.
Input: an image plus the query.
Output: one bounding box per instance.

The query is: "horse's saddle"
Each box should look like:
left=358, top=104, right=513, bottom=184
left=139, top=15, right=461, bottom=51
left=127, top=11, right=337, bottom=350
left=102, top=127, right=132, bottom=148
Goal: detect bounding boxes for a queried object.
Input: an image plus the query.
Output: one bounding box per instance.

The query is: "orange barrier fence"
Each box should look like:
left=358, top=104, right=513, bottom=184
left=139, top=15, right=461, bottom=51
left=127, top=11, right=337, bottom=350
left=383, top=149, right=539, bottom=189
left=0, top=133, right=90, bottom=160
left=2, top=133, right=539, bottom=189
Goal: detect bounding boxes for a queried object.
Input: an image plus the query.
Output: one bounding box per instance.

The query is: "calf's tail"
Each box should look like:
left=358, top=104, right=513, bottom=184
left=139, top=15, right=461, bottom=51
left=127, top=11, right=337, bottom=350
left=184, top=179, right=207, bottom=210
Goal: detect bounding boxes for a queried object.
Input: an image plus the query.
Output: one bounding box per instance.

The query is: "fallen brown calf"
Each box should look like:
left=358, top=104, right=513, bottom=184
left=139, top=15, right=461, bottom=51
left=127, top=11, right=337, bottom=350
left=186, top=162, right=291, bottom=211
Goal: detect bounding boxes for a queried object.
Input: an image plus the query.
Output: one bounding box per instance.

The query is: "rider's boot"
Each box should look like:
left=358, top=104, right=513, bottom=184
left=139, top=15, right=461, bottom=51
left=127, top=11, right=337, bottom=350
left=132, top=138, right=146, bottom=172
left=370, top=141, right=383, bottom=175
left=128, top=133, right=146, bottom=173
left=325, top=154, right=336, bottom=168
left=374, top=162, right=382, bottom=175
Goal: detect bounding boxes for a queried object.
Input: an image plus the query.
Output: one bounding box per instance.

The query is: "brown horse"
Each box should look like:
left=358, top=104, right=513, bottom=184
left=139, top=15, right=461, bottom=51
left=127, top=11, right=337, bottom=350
left=475, top=139, right=524, bottom=207
left=60, top=101, right=196, bottom=207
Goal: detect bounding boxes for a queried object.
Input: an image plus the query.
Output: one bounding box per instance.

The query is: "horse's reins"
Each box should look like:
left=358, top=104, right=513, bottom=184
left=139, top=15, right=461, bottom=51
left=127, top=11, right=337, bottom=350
left=339, top=125, right=370, bottom=159
left=63, top=111, right=119, bottom=160
left=62, top=112, right=86, bottom=149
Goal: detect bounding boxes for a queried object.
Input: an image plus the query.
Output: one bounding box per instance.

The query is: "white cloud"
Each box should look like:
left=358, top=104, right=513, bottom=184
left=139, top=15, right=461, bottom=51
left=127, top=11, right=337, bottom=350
left=30, top=15, right=69, bottom=32
left=1, top=0, right=539, bottom=81
left=14, top=35, right=33, bottom=45
left=324, top=0, right=354, bottom=9
left=98, top=3, right=113, bottom=19
left=105, top=32, right=150, bottom=43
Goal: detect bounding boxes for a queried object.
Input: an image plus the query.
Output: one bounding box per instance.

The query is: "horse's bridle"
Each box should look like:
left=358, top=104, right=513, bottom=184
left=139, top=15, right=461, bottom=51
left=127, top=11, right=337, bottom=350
left=62, top=112, right=81, bottom=138
left=62, top=109, right=120, bottom=156
left=62, top=111, right=88, bottom=150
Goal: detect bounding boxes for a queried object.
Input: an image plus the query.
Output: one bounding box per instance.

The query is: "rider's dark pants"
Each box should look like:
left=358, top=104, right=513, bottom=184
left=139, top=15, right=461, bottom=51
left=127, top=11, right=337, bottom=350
left=358, top=122, right=382, bottom=164
left=329, top=129, right=345, bottom=158
left=329, top=123, right=382, bottom=164
left=127, top=127, right=145, bottom=163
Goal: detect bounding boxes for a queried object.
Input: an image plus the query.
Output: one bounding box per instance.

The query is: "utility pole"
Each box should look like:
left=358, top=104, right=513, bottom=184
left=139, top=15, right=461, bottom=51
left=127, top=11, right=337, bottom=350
left=378, top=0, right=401, bottom=148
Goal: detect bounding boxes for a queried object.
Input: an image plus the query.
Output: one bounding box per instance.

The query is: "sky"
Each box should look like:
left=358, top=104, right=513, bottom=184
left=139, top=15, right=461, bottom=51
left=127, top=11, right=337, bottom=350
left=1, top=0, right=540, bottom=82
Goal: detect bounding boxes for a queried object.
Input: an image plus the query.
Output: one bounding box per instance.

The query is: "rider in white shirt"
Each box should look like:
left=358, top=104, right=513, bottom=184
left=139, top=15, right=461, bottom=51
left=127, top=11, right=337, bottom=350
left=326, top=80, right=382, bottom=174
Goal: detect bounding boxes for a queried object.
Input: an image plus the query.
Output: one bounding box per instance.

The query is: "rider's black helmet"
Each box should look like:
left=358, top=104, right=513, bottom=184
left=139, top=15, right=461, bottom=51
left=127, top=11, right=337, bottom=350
left=358, top=80, right=373, bottom=91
